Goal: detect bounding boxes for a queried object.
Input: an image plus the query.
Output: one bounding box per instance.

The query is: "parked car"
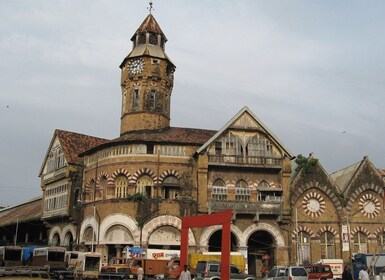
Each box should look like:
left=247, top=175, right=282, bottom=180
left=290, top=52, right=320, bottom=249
left=99, top=267, right=136, bottom=280
left=266, top=266, right=308, bottom=280
left=304, top=264, right=333, bottom=280
left=193, top=261, right=256, bottom=280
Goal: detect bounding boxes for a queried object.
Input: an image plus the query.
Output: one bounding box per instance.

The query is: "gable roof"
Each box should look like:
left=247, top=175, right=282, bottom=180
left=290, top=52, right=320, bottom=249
left=196, top=106, right=293, bottom=157
left=0, top=197, right=42, bottom=227
left=330, top=161, right=362, bottom=192
left=39, top=129, right=109, bottom=176
left=81, top=127, right=217, bottom=156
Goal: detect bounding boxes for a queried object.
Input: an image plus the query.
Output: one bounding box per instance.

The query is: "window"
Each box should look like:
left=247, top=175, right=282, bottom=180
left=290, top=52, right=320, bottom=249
left=320, top=231, right=335, bottom=258
left=378, top=232, right=385, bottom=249
left=353, top=232, right=368, bottom=253
left=149, top=33, right=158, bottom=45
left=137, top=175, right=154, bottom=198
left=115, top=176, right=128, bottom=198
left=162, top=176, right=180, bottom=200
left=235, top=180, right=250, bottom=201
left=132, top=89, right=139, bottom=109
left=212, top=179, right=227, bottom=201
left=148, top=90, right=156, bottom=110
left=298, top=231, right=311, bottom=264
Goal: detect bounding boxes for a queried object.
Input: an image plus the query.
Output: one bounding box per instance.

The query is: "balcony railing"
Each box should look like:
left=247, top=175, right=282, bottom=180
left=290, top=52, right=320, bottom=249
left=208, top=155, right=282, bottom=167
left=208, top=200, right=282, bottom=220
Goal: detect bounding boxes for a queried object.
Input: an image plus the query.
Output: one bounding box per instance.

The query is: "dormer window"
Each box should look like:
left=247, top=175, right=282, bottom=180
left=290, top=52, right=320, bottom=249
left=149, top=33, right=158, bottom=45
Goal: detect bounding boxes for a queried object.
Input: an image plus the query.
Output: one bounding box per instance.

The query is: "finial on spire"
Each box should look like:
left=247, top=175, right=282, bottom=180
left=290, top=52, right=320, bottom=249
left=147, top=2, right=154, bottom=14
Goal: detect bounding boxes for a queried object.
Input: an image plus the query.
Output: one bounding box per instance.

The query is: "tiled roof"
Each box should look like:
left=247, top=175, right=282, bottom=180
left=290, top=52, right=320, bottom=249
left=81, top=127, right=217, bottom=155
left=56, top=129, right=109, bottom=164
left=133, top=14, right=165, bottom=39
left=113, top=127, right=216, bottom=145
left=0, top=197, right=42, bottom=227
left=330, top=161, right=361, bottom=192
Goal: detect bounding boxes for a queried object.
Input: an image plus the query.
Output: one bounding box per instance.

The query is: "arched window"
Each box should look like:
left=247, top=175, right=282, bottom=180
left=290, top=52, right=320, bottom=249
left=320, top=231, right=335, bottom=258
left=51, top=233, right=60, bottom=246
left=115, top=175, right=129, bottom=198
left=298, top=231, right=311, bottom=264
left=162, top=176, right=180, bottom=200
left=83, top=227, right=96, bottom=245
left=235, top=180, right=250, bottom=201
left=137, top=175, right=154, bottom=198
left=353, top=231, right=368, bottom=253
left=378, top=231, right=385, bottom=250
left=212, top=179, right=227, bottom=201
left=100, top=176, right=108, bottom=199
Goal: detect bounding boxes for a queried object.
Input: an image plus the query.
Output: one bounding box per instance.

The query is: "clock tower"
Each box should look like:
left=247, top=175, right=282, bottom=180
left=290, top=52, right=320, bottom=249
left=119, top=13, right=175, bottom=135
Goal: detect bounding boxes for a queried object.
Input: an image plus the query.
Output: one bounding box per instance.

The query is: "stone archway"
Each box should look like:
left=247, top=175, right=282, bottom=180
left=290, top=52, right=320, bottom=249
left=247, top=230, right=275, bottom=278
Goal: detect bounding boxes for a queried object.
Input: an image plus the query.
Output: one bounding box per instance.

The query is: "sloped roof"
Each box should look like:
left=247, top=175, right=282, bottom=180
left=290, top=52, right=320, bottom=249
left=39, top=129, right=109, bottom=176
left=330, top=161, right=362, bottom=192
left=131, top=14, right=166, bottom=40
left=0, top=197, right=42, bottom=227
left=378, top=168, right=385, bottom=177
left=196, top=106, right=293, bottom=157
left=82, top=127, right=217, bottom=156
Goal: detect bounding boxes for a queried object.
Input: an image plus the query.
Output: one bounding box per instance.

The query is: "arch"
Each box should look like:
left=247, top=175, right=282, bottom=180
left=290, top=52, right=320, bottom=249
left=112, top=168, right=131, bottom=181
left=318, top=226, right=340, bottom=238
left=346, top=183, right=383, bottom=212
left=291, top=181, right=343, bottom=212
left=142, top=215, right=196, bottom=246
left=200, top=224, right=243, bottom=248
left=79, top=215, right=99, bottom=243
left=350, top=226, right=370, bottom=237
left=97, top=171, right=113, bottom=186
left=99, top=214, right=140, bottom=245
left=243, top=223, right=285, bottom=247
left=49, top=226, right=62, bottom=245
left=292, top=225, right=315, bottom=239
left=158, top=169, right=181, bottom=184
left=210, top=174, right=231, bottom=186
left=61, top=224, right=77, bottom=245
left=63, top=231, right=74, bottom=247
left=130, top=168, right=157, bottom=185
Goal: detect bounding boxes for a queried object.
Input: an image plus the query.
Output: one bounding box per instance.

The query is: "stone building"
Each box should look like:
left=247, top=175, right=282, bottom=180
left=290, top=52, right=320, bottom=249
left=4, top=9, right=383, bottom=276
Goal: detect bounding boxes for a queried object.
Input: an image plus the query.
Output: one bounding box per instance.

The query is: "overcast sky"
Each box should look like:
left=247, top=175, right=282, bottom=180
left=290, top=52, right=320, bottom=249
left=1, top=0, right=385, bottom=206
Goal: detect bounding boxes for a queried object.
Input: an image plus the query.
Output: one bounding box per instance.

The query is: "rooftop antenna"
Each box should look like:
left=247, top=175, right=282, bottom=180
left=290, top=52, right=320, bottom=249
left=147, top=1, right=154, bottom=14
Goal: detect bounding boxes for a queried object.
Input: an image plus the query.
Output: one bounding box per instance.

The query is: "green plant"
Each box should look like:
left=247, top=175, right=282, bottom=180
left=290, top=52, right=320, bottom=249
left=127, top=193, right=146, bottom=202
left=295, top=154, right=318, bottom=174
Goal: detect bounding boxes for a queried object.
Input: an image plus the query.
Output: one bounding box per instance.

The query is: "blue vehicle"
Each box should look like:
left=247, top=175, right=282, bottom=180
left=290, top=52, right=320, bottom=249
left=352, top=253, right=385, bottom=279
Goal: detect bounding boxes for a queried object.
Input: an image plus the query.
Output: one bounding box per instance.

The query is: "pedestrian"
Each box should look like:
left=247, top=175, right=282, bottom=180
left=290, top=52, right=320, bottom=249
left=358, top=265, right=369, bottom=280
left=180, top=265, right=191, bottom=280
left=137, top=264, right=144, bottom=280
left=342, top=264, right=353, bottom=280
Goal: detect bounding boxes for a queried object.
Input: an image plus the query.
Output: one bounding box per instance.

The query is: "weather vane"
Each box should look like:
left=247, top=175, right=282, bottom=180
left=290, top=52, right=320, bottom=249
left=147, top=1, right=154, bottom=14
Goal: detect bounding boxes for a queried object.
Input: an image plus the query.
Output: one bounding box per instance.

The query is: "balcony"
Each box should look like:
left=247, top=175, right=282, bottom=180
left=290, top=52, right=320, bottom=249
left=208, top=155, right=282, bottom=168
left=207, top=199, right=282, bottom=221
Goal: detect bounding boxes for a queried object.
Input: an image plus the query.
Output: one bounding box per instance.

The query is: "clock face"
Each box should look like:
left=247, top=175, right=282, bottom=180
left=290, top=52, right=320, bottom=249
left=302, top=192, right=325, bottom=217
left=129, top=58, right=144, bottom=75
left=359, top=193, right=380, bottom=218
left=363, top=201, right=375, bottom=214
left=307, top=198, right=320, bottom=213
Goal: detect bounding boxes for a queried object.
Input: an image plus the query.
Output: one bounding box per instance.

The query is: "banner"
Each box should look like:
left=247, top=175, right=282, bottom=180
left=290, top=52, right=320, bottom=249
left=342, top=225, right=350, bottom=252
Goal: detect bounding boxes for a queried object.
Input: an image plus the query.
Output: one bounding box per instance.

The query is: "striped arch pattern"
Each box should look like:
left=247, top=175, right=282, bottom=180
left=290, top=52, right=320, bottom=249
left=346, top=183, right=383, bottom=212
left=291, top=181, right=342, bottom=212
left=318, top=225, right=340, bottom=239
left=374, top=227, right=385, bottom=236
left=350, top=226, right=371, bottom=238
left=210, top=174, right=231, bottom=186
left=358, top=193, right=381, bottom=219
left=231, top=177, right=253, bottom=188
left=85, top=178, right=96, bottom=191
left=97, top=171, right=113, bottom=187
left=130, top=168, right=157, bottom=185
left=292, top=225, right=315, bottom=239
left=257, top=180, right=277, bottom=189
left=111, top=169, right=131, bottom=183
left=302, top=191, right=326, bottom=217
left=158, top=169, right=181, bottom=185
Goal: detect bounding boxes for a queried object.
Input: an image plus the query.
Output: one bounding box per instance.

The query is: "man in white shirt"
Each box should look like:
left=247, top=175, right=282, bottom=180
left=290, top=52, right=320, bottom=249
left=180, top=265, right=191, bottom=280
left=358, top=265, right=369, bottom=280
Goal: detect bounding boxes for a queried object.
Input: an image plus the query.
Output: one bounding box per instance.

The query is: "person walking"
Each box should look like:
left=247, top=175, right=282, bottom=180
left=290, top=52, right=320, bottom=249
left=358, top=265, right=369, bottom=280
left=137, top=264, right=144, bottom=280
left=180, top=265, right=191, bottom=280
left=342, top=264, right=353, bottom=280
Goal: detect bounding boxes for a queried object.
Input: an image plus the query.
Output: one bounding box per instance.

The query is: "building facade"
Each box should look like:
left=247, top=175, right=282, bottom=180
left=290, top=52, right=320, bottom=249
left=14, top=10, right=384, bottom=276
